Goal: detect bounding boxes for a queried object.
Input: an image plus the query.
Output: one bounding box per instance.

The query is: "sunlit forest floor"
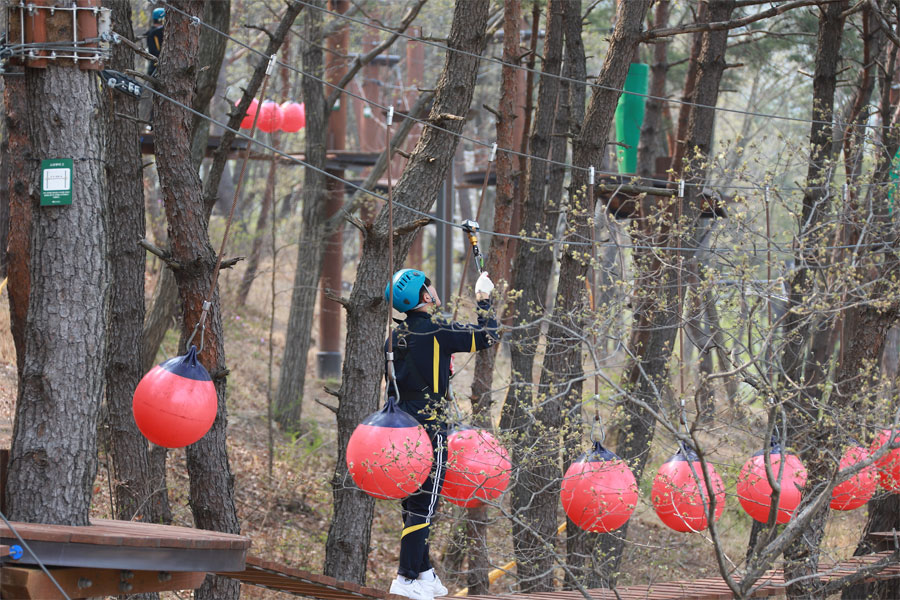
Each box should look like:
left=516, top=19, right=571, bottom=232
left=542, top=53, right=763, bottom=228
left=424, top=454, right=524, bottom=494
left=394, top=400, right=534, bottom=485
left=0, top=249, right=871, bottom=599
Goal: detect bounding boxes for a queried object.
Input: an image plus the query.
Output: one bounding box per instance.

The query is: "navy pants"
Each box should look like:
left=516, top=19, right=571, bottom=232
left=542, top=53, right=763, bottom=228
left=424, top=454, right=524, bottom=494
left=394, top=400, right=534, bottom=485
left=398, top=423, right=446, bottom=580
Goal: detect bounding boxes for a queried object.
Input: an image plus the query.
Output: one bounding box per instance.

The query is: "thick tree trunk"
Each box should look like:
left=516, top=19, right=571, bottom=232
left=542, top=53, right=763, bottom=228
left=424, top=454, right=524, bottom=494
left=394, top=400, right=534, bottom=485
left=5, top=73, right=31, bottom=376
left=537, top=0, right=651, bottom=588
left=498, top=0, right=566, bottom=591
left=103, top=0, right=170, bottom=533
left=324, top=1, right=488, bottom=583
left=8, top=63, right=109, bottom=525
left=464, top=1, right=522, bottom=594
left=141, top=1, right=233, bottom=371
left=637, top=0, right=669, bottom=180
left=774, top=4, right=848, bottom=597
left=600, top=0, right=735, bottom=585
left=153, top=4, right=240, bottom=599
left=275, top=2, right=329, bottom=431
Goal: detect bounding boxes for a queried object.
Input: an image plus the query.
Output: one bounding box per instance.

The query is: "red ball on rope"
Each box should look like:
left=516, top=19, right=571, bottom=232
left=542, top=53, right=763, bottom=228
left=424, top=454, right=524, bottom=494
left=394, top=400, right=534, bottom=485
left=132, top=346, right=217, bottom=448
left=442, top=428, right=511, bottom=508
left=561, top=442, right=638, bottom=533
left=830, top=445, right=877, bottom=511
left=736, top=445, right=807, bottom=524
left=871, top=429, right=900, bottom=493
left=651, top=445, right=725, bottom=533
left=237, top=98, right=259, bottom=129
left=280, top=101, right=306, bottom=132
left=346, top=397, right=433, bottom=499
left=257, top=101, right=283, bottom=133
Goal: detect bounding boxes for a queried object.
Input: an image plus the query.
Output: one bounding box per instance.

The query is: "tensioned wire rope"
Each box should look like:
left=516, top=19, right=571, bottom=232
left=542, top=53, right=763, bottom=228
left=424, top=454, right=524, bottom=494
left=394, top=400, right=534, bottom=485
left=137, top=75, right=900, bottom=261
left=153, top=0, right=900, bottom=193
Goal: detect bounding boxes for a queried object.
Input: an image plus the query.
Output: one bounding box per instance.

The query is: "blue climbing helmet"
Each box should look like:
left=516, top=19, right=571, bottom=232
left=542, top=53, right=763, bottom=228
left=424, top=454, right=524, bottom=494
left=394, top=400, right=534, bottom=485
left=152, top=7, right=165, bottom=23
left=385, top=269, right=427, bottom=312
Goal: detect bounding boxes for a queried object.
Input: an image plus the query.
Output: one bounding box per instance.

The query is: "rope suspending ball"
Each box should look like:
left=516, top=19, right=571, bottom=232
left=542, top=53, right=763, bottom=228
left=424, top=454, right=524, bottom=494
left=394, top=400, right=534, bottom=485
left=651, top=444, right=725, bottom=533
left=561, top=440, right=638, bottom=533
left=871, top=429, right=900, bottom=493
left=132, top=345, right=217, bottom=448
left=442, top=428, right=511, bottom=508
left=346, top=396, right=433, bottom=499
left=830, top=444, right=877, bottom=511
left=736, top=441, right=807, bottom=524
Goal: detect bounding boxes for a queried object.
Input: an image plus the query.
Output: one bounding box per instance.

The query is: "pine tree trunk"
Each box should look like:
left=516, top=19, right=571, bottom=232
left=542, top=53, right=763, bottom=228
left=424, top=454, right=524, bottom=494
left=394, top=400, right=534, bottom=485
left=324, top=1, right=488, bottom=583
left=600, top=0, right=735, bottom=585
left=103, top=0, right=170, bottom=535
left=465, top=2, right=522, bottom=593
left=154, top=4, right=240, bottom=599
left=275, top=2, right=329, bottom=432
left=498, top=2, right=565, bottom=588
left=7, top=62, right=109, bottom=525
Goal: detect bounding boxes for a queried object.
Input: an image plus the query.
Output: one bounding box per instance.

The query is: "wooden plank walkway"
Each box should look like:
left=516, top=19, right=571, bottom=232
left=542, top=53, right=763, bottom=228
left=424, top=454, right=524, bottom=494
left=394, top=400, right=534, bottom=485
left=467, top=553, right=900, bottom=600
left=218, top=555, right=404, bottom=600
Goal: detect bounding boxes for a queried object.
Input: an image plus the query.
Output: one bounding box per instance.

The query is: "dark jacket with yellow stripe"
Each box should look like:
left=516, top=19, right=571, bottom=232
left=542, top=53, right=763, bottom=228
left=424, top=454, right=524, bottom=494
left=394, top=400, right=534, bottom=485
left=386, top=300, right=498, bottom=425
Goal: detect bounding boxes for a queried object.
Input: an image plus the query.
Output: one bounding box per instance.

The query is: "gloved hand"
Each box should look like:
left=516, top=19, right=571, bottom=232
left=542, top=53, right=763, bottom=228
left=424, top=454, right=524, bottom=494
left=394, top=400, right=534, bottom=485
left=475, top=272, right=494, bottom=300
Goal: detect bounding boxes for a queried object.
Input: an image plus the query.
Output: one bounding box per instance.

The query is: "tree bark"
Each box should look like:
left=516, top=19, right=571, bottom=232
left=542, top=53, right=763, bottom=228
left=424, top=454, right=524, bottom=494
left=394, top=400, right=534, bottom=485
left=498, top=0, right=566, bottom=591
left=465, top=0, right=522, bottom=594
left=637, top=0, right=670, bottom=180
left=141, top=1, right=233, bottom=371
left=7, top=57, right=109, bottom=525
left=153, top=4, right=240, bottom=599
left=537, top=0, right=652, bottom=588
left=5, top=71, right=31, bottom=376
left=324, top=1, right=488, bottom=583
left=601, top=0, right=735, bottom=586
left=103, top=0, right=170, bottom=534
left=275, top=1, right=329, bottom=431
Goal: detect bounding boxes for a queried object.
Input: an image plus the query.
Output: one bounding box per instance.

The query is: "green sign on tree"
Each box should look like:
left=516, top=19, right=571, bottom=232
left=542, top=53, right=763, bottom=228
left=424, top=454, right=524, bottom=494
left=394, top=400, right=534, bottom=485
left=40, top=158, right=73, bottom=206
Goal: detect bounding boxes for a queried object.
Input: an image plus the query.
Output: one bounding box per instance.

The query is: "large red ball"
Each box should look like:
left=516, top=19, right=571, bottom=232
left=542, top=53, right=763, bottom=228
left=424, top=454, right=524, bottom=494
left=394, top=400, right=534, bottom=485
left=652, top=453, right=725, bottom=532
left=346, top=405, right=432, bottom=499
left=561, top=444, right=638, bottom=533
left=132, top=348, right=217, bottom=448
left=280, top=101, right=306, bottom=132
left=442, top=429, right=511, bottom=507
left=238, top=98, right=259, bottom=129
left=257, top=101, right=283, bottom=133
left=871, top=429, right=900, bottom=493
left=831, top=446, right=877, bottom=510
left=737, top=452, right=806, bottom=524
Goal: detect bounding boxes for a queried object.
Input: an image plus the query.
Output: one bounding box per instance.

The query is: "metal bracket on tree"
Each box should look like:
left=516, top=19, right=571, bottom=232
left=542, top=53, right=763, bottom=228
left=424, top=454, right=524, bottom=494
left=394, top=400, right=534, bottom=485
left=4, top=1, right=111, bottom=70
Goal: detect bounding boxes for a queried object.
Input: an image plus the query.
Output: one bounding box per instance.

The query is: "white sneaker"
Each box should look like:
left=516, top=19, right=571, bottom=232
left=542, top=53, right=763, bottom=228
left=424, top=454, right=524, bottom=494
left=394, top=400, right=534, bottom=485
left=418, top=569, right=449, bottom=597
left=390, top=576, right=433, bottom=600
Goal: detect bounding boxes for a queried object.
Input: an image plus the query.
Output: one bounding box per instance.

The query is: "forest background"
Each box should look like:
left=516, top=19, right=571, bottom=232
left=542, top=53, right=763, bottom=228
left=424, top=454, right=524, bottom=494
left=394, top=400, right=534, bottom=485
left=1, top=0, right=900, bottom=599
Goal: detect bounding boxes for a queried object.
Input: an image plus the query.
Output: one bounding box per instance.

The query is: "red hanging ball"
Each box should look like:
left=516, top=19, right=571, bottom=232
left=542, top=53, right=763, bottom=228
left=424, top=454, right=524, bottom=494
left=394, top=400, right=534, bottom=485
left=870, top=429, right=900, bottom=493
left=736, top=446, right=807, bottom=524
left=237, top=98, right=259, bottom=129
left=132, top=346, right=217, bottom=448
left=346, top=398, right=433, bottom=499
left=442, top=428, right=511, bottom=507
left=651, top=445, right=725, bottom=533
left=561, top=442, right=638, bottom=533
left=830, top=445, right=877, bottom=511
left=280, top=101, right=306, bottom=132
left=257, top=100, right=283, bottom=133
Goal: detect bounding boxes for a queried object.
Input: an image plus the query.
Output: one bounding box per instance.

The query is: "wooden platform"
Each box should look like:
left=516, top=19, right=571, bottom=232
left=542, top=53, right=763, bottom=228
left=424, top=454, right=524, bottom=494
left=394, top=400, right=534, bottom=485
left=0, top=518, right=249, bottom=572
left=0, top=518, right=250, bottom=599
